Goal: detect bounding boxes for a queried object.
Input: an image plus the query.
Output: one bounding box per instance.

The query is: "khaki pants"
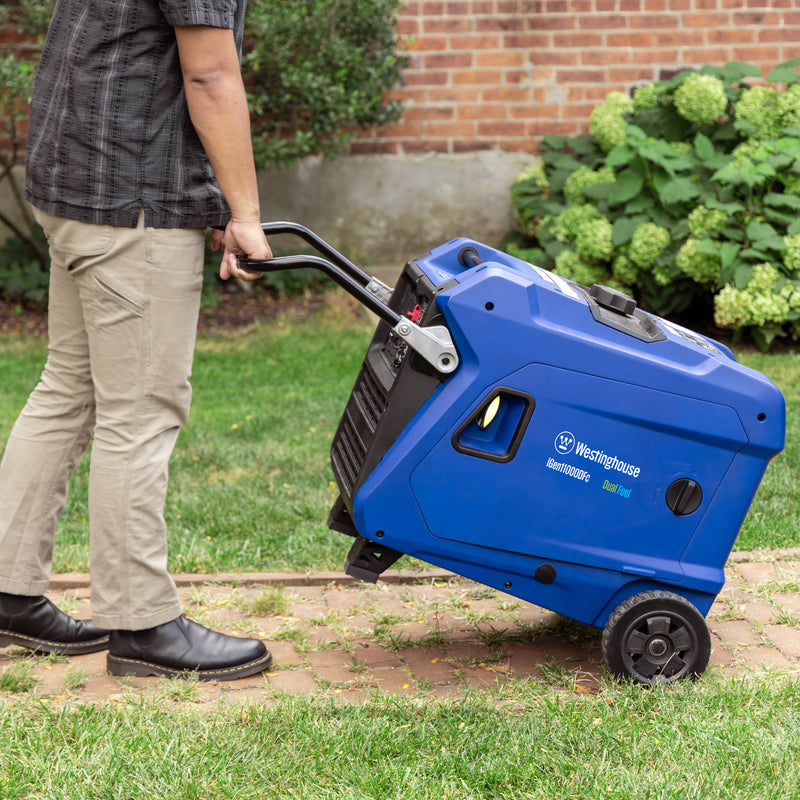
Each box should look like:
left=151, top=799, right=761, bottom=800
left=0, top=209, right=205, bottom=630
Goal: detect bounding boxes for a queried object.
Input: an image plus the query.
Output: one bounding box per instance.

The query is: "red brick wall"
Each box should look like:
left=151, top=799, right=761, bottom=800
left=3, top=1, right=798, bottom=159
left=0, top=6, right=39, bottom=60
left=352, top=0, right=800, bottom=156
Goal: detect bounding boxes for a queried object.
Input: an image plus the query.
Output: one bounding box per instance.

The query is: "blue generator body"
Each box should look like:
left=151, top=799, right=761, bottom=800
left=249, top=223, right=786, bottom=683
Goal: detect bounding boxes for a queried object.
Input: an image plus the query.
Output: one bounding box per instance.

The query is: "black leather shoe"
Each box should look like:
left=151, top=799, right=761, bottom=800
left=0, top=592, right=110, bottom=655
left=107, top=616, right=273, bottom=681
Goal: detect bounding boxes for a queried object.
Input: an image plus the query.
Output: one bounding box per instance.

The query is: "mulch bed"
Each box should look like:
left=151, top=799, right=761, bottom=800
left=0, top=285, right=327, bottom=337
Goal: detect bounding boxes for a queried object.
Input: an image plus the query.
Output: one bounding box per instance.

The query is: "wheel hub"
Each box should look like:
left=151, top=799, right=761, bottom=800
left=621, top=612, right=696, bottom=682
left=647, top=637, right=670, bottom=658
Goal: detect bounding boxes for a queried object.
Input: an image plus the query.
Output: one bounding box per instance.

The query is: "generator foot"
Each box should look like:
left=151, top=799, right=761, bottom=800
left=345, top=535, right=404, bottom=583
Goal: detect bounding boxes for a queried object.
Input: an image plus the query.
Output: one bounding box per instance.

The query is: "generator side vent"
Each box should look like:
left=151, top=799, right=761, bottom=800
left=353, top=368, right=388, bottom=433
left=331, top=413, right=366, bottom=496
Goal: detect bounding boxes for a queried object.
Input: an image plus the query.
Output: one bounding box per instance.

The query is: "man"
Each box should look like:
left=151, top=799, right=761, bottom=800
left=0, top=0, right=274, bottom=680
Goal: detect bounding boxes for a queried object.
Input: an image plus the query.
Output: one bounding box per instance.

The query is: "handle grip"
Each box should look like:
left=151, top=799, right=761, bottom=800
left=240, top=253, right=402, bottom=328
left=237, top=221, right=459, bottom=375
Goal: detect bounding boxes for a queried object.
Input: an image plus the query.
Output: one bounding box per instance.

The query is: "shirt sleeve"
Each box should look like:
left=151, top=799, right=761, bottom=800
left=158, top=0, right=238, bottom=28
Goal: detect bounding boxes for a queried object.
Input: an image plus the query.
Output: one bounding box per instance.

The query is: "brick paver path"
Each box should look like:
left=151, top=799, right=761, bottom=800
left=2, top=550, right=798, bottom=706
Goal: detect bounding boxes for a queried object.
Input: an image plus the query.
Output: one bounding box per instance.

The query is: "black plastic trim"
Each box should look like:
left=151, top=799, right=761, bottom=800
left=452, top=388, right=535, bottom=463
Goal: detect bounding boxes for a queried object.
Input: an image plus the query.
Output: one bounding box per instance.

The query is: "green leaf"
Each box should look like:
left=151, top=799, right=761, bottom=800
left=609, top=171, right=645, bottom=204
left=772, top=136, right=800, bottom=160
left=764, top=151, right=796, bottom=171
left=694, top=133, right=715, bottom=162
left=651, top=169, right=670, bottom=196
left=706, top=198, right=745, bottom=215
left=543, top=239, right=568, bottom=263
left=741, top=245, right=786, bottom=265
left=719, top=241, right=741, bottom=271
left=693, top=239, right=721, bottom=257
left=605, top=145, right=635, bottom=168
left=763, top=208, right=798, bottom=227
left=552, top=153, right=586, bottom=172
left=540, top=199, right=567, bottom=216
left=764, top=193, right=800, bottom=211
left=766, top=56, right=800, bottom=85
left=658, top=70, right=693, bottom=94
left=721, top=227, right=745, bottom=243
left=570, top=133, right=602, bottom=156
left=659, top=177, right=702, bottom=205
left=721, top=61, right=764, bottom=82
left=542, top=134, right=569, bottom=150
left=583, top=183, right=613, bottom=201
left=733, top=263, right=755, bottom=289
left=624, top=194, right=653, bottom=214
left=733, top=118, right=760, bottom=136
left=745, top=220, right=780, bottom=242
left=669, top=217, right=690, bottom=240
left=712, top=161, right=774, bottom=188
left=611, top=217, right=642, bottom=247
left=762, top=237, right=788, bottom=252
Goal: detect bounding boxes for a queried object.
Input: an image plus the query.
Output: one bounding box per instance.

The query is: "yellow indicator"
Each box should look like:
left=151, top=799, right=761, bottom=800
left=476, top=395, right=502, bottom=429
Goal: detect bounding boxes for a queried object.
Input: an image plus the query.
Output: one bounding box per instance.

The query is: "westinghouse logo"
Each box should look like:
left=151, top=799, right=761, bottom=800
left=553, top=432, right=641, bottom=478
left=554, top=431, right=575, bottom=455
left=574, top=440, right=641, bottom=478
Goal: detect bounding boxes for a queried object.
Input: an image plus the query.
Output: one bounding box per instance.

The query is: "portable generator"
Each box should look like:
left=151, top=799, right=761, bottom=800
left=243, top=222, right=786, bottom=685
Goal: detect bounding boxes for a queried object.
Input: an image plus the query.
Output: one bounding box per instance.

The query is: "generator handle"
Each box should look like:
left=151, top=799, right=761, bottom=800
left=259, top=220, right=374, bottom=286
left=240, top=252, right=403, bottom=328
left=238, top=221, right=460, bottom=374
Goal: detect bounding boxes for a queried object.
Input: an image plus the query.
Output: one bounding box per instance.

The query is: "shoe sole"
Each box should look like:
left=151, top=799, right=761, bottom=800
left=0, top=629, right=110, bottom=655
left=106, top=650, right=273, bottom=681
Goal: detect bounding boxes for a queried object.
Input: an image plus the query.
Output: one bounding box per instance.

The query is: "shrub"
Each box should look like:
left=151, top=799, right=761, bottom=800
left=0, top=0, right=408, bottom=304
left=0, top=225, right=49, bottom=305
left=503, top=58, right=800, bottom=350
left=244, top=0, right=408, bottom=167
left=0, top=51, right=46, bottom=279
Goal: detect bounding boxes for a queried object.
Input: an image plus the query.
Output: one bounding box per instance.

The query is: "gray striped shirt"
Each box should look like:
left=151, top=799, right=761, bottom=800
left=24, top=0, right=246, bottom=229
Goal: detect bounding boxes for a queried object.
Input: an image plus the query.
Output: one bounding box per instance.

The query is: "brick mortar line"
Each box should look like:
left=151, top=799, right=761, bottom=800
left=47, top=549, right=800, bottom=591
left=49, top=569, right=458, bottom=591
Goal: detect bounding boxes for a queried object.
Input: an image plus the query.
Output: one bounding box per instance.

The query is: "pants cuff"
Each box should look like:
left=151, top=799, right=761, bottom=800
left=91, top=601, right=182, bottom=632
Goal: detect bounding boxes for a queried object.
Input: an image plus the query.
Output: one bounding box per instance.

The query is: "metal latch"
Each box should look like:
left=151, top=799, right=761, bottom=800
left=393, top=320, right=459, bottom=374
left=365, top=278, right=393, bottom=306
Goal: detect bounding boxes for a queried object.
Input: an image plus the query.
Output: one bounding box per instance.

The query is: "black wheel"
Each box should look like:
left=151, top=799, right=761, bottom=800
left=602, top=591, right=711, bottom=685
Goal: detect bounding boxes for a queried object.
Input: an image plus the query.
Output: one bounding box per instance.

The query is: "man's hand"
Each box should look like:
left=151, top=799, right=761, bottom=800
left=211, top=220, right=272, bottom=281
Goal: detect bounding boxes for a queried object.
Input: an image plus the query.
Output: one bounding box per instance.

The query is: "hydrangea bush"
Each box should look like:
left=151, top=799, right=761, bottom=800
left=503, top=58, right=800, bottom=350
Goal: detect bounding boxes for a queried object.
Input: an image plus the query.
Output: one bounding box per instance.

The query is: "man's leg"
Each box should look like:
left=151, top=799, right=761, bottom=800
left=68, top=213, right=204, bottom=630
left=0, top=209, right=108, bottom=654
left=0, top=212, right=98, bottom=595
left=88, top=215, right=271, bottom=680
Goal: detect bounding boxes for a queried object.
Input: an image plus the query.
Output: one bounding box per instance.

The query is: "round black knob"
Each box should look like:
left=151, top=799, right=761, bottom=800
left=666, top=479, right=703, bottom=516
left=535, top=564, right=557, bottom=584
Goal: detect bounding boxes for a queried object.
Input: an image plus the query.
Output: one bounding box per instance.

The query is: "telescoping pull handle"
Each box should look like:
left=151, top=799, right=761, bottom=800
left=238, top=222, right=459, bottom=375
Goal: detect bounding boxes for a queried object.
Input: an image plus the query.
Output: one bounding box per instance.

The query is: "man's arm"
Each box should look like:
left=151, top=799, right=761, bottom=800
left=174, top=24, right=271, bottom=280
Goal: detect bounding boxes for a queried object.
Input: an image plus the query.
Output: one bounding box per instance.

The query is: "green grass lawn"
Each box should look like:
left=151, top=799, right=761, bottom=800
left=1, top=674, right=798, bottom=799
left=0, top=294, right=798, bottom=574
left=731, top=349, right=800, bottom=550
